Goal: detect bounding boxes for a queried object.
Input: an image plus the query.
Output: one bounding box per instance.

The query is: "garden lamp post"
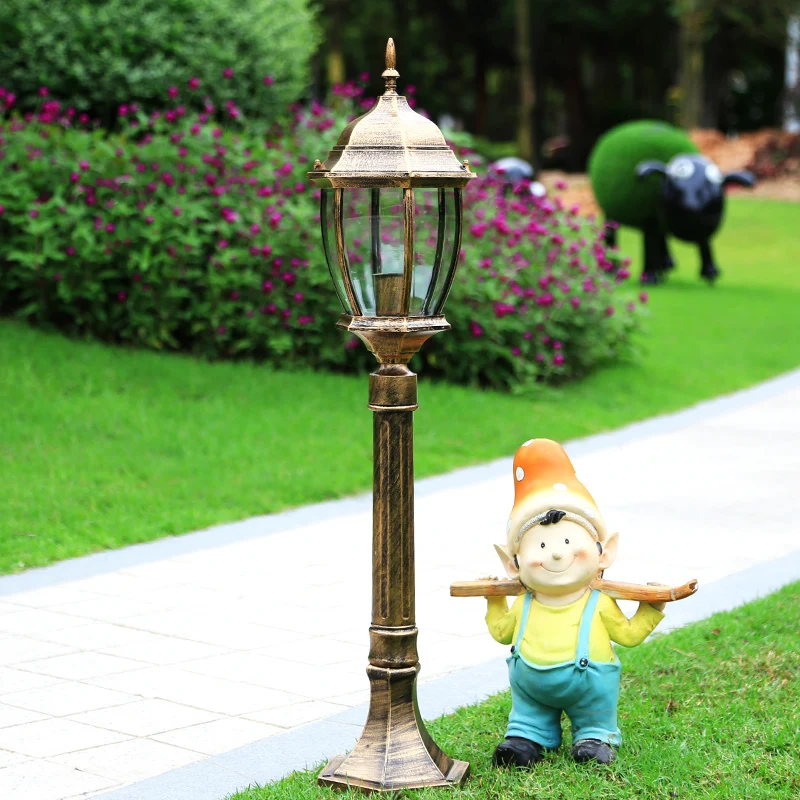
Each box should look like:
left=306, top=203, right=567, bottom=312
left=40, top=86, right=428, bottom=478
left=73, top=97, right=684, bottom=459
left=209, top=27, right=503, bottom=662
left=308, top=39, right=474, bottom=792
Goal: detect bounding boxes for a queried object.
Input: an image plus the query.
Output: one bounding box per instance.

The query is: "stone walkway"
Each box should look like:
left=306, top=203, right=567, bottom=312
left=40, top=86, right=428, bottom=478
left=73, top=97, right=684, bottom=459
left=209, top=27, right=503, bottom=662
left=1, top=369, right=800, bottom=800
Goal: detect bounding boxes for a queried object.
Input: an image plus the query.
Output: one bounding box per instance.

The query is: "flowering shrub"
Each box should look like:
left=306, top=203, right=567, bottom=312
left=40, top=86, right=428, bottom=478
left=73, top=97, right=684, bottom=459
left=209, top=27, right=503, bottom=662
left=427, top=177, right=645, bottom=389
left=0, top=77, right=644, bottom=390
left=0, top=0, right=318, bottom=127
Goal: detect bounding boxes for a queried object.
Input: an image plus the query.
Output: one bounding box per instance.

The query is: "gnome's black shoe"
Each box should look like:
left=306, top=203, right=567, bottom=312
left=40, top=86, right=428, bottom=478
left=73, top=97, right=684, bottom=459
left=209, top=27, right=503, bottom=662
left=571, top=738, right=615, bottom=764
left=492, top=737, right=544, bottom=768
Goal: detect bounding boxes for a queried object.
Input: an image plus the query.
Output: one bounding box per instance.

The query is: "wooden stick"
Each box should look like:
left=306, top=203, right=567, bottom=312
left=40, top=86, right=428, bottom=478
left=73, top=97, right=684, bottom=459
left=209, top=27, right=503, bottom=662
left=449, top=577, right=698, bottom=603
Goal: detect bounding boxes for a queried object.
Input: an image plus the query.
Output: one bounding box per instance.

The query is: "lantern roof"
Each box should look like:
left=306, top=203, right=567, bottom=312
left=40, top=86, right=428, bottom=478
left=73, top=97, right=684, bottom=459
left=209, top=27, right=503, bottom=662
left=308, top=39, right=475, bottom=189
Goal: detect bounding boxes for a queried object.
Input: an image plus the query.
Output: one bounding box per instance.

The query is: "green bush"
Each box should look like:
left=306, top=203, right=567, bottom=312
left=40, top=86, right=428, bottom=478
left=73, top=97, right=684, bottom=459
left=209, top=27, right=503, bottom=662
left=588, top=120, right=698, bottom=228
left=0, top=0, right=318, bottom=127
left=0, top=82, right=644, bottom=390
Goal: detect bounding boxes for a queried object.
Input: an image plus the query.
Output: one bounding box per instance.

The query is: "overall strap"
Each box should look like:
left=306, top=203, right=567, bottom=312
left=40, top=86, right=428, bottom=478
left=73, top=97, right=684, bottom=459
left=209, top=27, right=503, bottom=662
left=511, top=593, right=533, bottom=655
left=575, top=589, right=601, bottom=670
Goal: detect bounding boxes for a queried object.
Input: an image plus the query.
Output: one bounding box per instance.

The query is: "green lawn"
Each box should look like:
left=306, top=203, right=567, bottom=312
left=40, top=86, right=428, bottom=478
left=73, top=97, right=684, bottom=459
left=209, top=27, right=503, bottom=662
left=231, top=582, right=800, bottom=800
left=1, top=197, right=799, bottom=574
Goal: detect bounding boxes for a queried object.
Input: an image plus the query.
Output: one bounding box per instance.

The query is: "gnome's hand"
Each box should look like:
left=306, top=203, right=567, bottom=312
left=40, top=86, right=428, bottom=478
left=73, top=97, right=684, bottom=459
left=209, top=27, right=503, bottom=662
left=646, top=582, right=668, bottom=613
left=478, top=576, right=509, bottom=609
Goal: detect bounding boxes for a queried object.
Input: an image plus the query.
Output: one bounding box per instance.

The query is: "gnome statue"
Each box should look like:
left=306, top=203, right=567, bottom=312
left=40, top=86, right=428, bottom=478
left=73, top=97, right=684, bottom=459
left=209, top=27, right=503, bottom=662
left=487, top=438, right=665, bottom=767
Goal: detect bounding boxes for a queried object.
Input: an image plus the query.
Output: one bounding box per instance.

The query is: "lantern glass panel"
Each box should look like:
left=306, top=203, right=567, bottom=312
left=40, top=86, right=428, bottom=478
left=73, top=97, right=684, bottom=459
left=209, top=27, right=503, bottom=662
left=414, top=188, right=458, bottom=315
left=321, top=189, right=352, bottom=314
left=320, top=186, right=461, bottom=318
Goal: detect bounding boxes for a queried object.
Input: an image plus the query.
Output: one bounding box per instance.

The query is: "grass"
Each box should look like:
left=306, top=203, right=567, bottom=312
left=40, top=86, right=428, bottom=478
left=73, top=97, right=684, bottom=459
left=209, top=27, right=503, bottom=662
left=2, top=197, right=800, bottom=574
left=230, top=581, right=800, bottom=800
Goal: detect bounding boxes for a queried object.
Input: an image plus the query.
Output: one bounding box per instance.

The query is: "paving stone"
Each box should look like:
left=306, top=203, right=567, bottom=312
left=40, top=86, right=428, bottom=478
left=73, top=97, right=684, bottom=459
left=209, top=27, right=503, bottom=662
left=152, top=716, right=282, bottom=756
left=68, top=699, right=220, bottom=737
left=0, top=758, right=117, bottom=799
left=0, top=716, right=129, bottom=758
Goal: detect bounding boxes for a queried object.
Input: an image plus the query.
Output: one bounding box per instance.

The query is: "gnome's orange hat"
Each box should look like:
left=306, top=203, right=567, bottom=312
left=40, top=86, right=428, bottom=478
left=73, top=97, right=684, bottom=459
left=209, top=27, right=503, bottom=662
left=506, top=438, right=607, bottom=557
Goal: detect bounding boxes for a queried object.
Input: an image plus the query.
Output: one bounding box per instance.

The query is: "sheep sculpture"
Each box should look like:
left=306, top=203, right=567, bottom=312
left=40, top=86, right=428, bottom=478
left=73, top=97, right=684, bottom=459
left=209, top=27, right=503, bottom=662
left=588, top=120, right=754, bottom=284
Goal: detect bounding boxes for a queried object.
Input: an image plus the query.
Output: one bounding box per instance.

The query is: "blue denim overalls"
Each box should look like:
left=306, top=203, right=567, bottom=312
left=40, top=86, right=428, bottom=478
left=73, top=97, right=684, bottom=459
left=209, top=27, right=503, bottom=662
left=506, top=589, right=622, bottom=749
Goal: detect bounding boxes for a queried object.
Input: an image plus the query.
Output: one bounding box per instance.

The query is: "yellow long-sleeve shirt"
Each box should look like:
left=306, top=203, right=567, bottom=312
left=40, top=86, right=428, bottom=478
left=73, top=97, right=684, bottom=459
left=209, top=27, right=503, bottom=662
left=486, top=590, right=664, bottom=665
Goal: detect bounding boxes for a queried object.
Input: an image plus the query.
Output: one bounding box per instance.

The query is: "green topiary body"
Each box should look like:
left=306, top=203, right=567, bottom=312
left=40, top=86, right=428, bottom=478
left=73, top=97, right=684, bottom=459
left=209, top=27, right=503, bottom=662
left=588, top=120, right=699, bottom=228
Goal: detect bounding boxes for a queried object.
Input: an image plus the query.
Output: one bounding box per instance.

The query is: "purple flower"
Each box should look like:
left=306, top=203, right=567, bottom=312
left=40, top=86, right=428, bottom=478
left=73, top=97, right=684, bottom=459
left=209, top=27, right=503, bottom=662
left=263, top=75, right=275, bottom=86
left=105, top=223, right=115, bottom=233
left=511, top=346, right=521, bottom=356
left=223, top=67, right=234, bottom=79
left=79, top=160, right=90, bottom=171
left=29, top=209, right=39, bottom=218
left=168, top=86, right=179, bottom=98
left=293, top=292, right=304, bottom=303
left=117, top=291, right=127, bottom=303
left=553, top=353, right=565, bottom=366
left=639, top=292, right=649, bottom=304
left=145, top=216, right=154, bottom=225
left=0, top=204, right=4, bottom=216
left=230, top=290, right=240, bottom=300
left=39, top=86, right=49, bottom=97
left=605, top=306, right=615, bottom=317
left=188, top=77, right=200, bottom=90
left=218, top=239, right=228, bottom=249
left=172, top=207, right=182, bottom=216
left=217, top=325, right=227, bottom=335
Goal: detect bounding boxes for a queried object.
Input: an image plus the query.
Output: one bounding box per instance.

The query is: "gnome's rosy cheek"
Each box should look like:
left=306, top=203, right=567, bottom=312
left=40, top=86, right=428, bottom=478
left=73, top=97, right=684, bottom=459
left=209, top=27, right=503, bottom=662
left=573, top=547, right=590, bottom=562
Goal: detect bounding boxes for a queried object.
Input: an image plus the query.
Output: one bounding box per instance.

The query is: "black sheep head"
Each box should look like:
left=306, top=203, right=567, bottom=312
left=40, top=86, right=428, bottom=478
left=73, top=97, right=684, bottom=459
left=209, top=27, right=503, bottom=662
left=636, top=154, right=755, bottom=243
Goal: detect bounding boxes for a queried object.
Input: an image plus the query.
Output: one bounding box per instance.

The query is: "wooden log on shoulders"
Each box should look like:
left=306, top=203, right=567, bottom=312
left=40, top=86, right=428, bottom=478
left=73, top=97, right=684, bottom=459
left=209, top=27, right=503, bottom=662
left=449, top=577, right=698, bottom=603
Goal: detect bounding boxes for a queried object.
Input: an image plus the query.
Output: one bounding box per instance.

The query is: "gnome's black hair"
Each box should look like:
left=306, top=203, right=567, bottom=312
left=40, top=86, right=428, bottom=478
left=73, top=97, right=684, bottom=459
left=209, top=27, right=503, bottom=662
left=540, top=509, right=567, bottom=525
left=539, top=509, right=603, bottom=552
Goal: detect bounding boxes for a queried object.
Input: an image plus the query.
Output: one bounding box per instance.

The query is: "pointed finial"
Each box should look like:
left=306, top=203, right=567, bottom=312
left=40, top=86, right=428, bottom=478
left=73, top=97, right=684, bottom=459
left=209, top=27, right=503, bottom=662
left=382, top=37, right=400, bottom=95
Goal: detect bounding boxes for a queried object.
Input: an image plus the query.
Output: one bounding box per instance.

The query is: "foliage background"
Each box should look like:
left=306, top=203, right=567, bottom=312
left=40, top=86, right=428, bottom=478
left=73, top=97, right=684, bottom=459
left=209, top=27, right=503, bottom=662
left=0, top=82, right=641, bottom=391
left=0, top=0, right=319, bottom=128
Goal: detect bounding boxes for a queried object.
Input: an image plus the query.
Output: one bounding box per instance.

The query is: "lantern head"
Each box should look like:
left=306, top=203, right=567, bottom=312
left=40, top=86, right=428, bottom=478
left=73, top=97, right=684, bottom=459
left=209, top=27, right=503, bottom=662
left=308, top=38, right=474, bottom=329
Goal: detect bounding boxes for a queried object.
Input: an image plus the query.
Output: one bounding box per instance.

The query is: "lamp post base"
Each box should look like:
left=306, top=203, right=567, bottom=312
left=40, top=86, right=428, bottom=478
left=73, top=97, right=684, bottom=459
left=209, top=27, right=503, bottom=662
left=318, top=665, right=470, bottom=792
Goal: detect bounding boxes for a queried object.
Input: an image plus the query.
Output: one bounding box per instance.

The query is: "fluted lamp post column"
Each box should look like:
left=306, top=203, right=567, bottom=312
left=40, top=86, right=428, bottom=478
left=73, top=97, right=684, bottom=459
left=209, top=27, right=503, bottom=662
left=308, top=39, right=474, bottom=792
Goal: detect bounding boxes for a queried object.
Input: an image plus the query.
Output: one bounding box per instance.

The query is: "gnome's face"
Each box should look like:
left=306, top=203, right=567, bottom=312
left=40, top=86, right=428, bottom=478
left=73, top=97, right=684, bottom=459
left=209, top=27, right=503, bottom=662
left=516, top=520, right=603, bottom=596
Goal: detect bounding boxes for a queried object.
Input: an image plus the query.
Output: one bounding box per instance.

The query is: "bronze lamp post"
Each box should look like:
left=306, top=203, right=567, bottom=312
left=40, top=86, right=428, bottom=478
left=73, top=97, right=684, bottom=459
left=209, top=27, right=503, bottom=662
left=308, top=39, right=474, bottom=792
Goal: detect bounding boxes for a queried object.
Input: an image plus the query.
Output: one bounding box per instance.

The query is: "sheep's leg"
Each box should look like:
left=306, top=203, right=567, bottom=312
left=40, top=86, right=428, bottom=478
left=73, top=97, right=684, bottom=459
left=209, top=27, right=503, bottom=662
left=662, top=237, right=675, bottom=271
left=699, top=240, right=720, bottom=282
left=641, top=224, right=664, bottom=284
left=604, top=221, right=617, bottom=249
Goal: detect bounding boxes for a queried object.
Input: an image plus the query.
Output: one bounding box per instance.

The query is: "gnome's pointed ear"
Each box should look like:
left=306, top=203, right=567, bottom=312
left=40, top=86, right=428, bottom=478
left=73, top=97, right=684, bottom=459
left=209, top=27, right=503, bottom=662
left=494, top=544, right=519, bottom=580
left=598, top=531, right=619, bottom=571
